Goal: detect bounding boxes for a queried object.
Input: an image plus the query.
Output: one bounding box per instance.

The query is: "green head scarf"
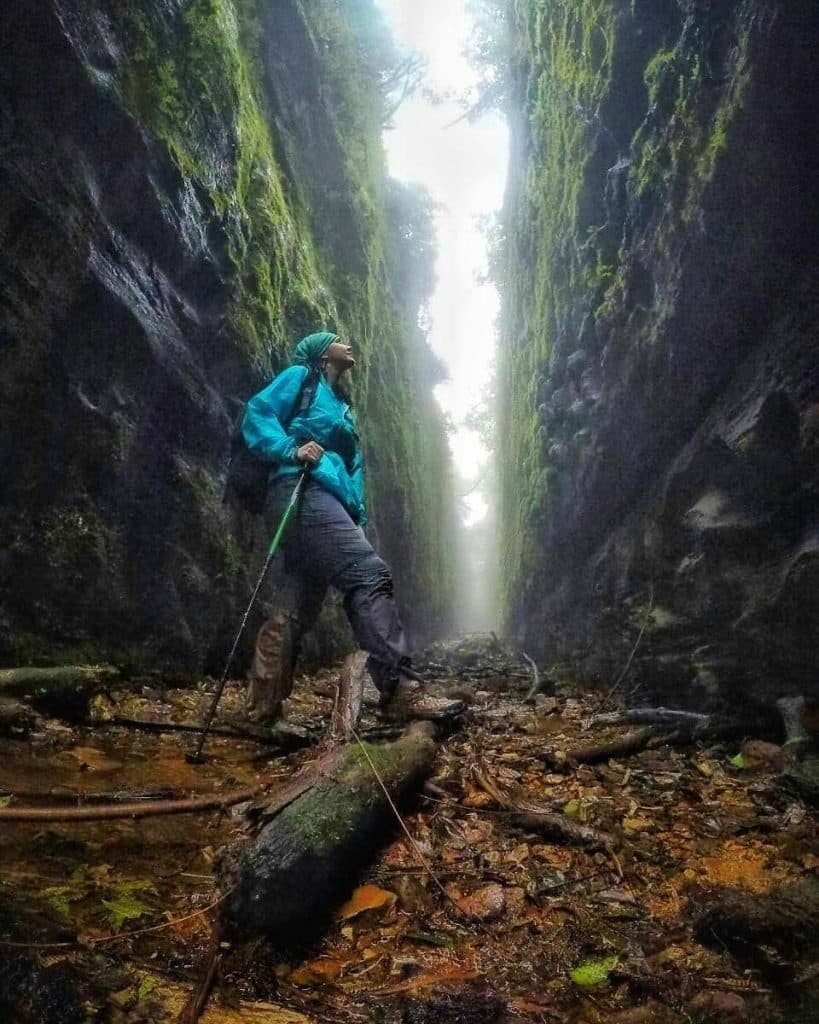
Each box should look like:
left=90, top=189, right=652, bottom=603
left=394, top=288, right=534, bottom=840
left=293, top=331, right=338, bottom=366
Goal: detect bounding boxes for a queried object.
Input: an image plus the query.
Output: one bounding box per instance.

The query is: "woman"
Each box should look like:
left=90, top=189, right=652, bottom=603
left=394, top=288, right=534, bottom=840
left=241, top=330, right=458, bottom=722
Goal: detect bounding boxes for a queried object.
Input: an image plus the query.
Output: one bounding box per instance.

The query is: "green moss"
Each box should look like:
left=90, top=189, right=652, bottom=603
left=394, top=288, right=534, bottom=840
left=632, top=20, right=751, bottom=211
left=498, top=0, right=618, bottom=624
left=115, top=0, right=333, bottom=369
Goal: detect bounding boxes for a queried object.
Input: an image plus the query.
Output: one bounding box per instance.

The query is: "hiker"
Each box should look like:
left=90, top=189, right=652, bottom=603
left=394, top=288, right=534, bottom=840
left=241, top=330, right=460, bottom=722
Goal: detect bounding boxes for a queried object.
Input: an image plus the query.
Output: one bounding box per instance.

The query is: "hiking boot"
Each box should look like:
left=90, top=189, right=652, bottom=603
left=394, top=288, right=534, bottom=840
left=377, top=677, right=465, bottom=723
left=246, top=614, right=294, bottom=723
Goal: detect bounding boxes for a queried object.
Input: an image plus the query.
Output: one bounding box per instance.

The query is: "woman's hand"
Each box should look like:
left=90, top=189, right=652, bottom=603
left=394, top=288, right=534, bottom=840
left=296, top=441, right=324, bottom=465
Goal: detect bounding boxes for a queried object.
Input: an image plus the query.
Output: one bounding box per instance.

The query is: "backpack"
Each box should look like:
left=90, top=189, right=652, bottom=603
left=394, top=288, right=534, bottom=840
left=224, top=367, right=320, bottom=515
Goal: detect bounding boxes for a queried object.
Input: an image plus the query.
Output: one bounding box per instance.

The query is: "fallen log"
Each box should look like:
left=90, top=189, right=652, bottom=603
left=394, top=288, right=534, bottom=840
left=221, top=722, right=437, bottom=942
left=0, top=664, right=118, bottom=719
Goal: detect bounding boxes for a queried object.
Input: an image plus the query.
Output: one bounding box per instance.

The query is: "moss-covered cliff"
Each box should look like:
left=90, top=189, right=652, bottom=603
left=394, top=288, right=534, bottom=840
left=498, top=0, right=819, bottom=709
left=0, top=0, right=455, bottom=671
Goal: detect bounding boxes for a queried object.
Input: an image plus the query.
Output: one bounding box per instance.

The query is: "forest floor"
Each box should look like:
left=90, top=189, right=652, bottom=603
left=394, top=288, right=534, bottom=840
left=0, top=637, right=817, bottom=1024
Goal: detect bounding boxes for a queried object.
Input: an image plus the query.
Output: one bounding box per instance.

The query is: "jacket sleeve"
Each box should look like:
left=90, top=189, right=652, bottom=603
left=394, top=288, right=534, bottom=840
left=241, top=365, right=307, bottom=464
left=350, top=439, right=367, bottom=526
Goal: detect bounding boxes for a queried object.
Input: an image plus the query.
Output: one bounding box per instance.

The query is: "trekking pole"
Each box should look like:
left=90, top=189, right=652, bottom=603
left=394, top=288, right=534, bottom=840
left=187, top=467, right=309, bottom=764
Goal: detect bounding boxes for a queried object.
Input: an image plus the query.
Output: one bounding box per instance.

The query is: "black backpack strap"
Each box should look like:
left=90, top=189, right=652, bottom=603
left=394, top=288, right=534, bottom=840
left=283, top=366, right=321, bottom=434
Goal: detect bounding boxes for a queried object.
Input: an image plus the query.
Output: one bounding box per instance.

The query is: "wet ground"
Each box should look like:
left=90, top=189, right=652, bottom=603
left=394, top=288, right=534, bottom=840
left=0, top=639, right=816, bottom=1023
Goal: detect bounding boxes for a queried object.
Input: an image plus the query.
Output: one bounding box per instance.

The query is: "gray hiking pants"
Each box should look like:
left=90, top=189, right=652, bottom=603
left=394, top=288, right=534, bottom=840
left=263, top=477, right=408, bottom=692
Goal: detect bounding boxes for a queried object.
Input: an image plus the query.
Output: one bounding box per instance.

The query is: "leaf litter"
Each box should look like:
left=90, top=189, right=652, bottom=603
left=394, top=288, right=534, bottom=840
left=0, top=637, right=815, bottom=1022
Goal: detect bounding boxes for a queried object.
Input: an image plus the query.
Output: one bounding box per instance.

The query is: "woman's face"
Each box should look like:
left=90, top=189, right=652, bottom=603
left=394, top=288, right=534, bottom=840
left=324, top=339, right=355, bottom=373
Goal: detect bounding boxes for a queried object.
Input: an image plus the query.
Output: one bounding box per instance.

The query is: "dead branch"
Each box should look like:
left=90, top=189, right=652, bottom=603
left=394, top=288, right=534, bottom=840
left=88, top=715, right=313, bottom=750
left=541, top=726, right=662, bottom=772
left=0, top=784, right=185, bottom=804
left=0, top=784, right=267, bottom=822
left=507, top=810, right=614, bottom=851
left=473, top=769, right=613, bottom=851
left=589, top=708, right=710, bottom=729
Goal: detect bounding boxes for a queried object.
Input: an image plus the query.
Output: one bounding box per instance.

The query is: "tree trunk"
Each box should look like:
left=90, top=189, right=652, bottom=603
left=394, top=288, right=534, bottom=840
left=222, top=722, right=437, bottom=942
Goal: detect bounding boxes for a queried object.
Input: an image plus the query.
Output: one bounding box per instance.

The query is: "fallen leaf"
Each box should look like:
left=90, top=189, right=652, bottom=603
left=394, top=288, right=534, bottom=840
left=688, top=990, right=747, bottom=1021
left=338, top=884, right=396, bottom=921
left=40, top=884, right=86, bottom=923
left=101, top=881, right=154, bottom=930
left=289, top=958, right=343, bottom=986
left=406, top=930, right=454, bottom=947
left=570, top=954, right=619, bottom=987
left=623, top=816, right=653, bottom=836
left=563, top=798, right=595, bottom=821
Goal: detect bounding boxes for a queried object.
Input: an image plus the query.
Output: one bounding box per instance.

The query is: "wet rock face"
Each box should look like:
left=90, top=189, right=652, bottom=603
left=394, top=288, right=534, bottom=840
left=0, top=1, right=452, bottom=670
left=0, top=2, right=236, bottom=670
left=501, top=2, right=819, bottom=709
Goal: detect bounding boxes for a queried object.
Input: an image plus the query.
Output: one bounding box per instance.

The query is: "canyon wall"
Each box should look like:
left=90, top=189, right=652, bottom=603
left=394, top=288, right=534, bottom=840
left=498, top=0, right=818, bottom=709
left=0, top=0, right=455, bottom=672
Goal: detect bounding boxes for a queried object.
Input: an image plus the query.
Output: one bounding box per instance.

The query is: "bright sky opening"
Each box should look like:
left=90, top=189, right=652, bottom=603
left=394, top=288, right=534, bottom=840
left=373, top=0, right=508, bottom=523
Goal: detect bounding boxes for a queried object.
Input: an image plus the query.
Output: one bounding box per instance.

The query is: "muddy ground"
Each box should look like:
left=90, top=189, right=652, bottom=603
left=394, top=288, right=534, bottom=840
left=0, top=637, right=817, bottom=1023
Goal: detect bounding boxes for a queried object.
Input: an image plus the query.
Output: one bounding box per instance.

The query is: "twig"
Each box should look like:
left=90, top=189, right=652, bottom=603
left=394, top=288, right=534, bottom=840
left=0, top=888, right=232, bottom=950
left=177, top=923, right=222, bottom=1024
left=522, top=652, right=541, bottom=703
left=601, top=581, right=654, bottom=705
left=87, top=716, right=313, bottom=748
left=0, top=785, right=184, bottom=804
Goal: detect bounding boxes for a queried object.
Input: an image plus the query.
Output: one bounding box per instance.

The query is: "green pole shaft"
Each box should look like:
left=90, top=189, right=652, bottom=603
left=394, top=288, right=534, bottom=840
left=189, top=468, right=308, bottom=762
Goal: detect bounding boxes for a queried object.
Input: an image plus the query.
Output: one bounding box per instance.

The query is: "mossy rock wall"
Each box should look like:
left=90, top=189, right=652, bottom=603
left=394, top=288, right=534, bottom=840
left=0, top=0, right=455, bottom=672
left=498, top=0, right=819, bottom=709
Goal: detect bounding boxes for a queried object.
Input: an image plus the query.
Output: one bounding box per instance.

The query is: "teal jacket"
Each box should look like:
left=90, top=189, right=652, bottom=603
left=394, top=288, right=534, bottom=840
left=241, top=365, right=367, bottom=525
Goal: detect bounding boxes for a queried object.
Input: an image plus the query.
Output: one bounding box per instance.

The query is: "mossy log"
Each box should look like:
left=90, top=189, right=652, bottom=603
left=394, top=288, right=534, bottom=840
left=0, top=664, right=118, bottom=719
left=222, top=723, right=437, bottom=942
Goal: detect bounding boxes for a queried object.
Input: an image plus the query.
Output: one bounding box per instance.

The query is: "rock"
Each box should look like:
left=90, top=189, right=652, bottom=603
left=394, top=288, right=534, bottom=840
left=688, top=991, right=747, bottom=1022
left=566, top=349, right=588, bottom=377
left=454, top=883, right=506, bottom=922
left=739, top=739, right=790, bottom=771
